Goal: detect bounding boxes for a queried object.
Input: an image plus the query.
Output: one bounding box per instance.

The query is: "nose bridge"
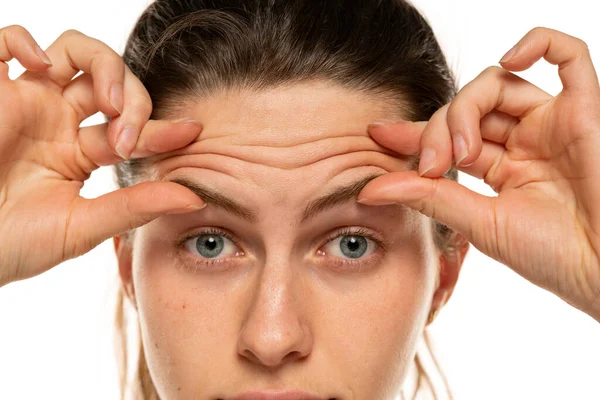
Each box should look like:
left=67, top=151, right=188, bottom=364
left=236, top=252, right=313, bottom=368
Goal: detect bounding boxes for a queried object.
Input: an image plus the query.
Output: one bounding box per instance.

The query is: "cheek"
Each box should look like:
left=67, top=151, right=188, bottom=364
left=321, top=251, right=432, bottom=394
left=131, top=232, right=237, bottom=395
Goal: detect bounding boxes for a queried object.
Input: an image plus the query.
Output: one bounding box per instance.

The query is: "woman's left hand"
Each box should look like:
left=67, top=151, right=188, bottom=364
left=357, top=27, right=600, bottom=322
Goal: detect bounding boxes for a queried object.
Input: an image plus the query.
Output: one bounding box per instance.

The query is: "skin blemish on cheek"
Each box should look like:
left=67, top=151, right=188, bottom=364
left=157, top=295, right=189, bottom=313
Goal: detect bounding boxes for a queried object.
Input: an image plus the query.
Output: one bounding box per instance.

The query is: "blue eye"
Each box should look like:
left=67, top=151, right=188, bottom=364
left=178, top=227, right=384, bottom=273
left=323, top=231, right=378, bottom=260
left=183, top=231, right=239, bottom=259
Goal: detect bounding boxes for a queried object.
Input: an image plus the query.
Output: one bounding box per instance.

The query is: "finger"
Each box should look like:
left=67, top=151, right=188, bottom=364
left=457, top=111, right=518, bottom=181
left=456, top=139, right=506, bottom=182
left=416, top=103, right=453, bottom=176
left=107, top=64, right=153, bottom=160
left=368, top=109, right=518, bottom=177
left=78, top=118, right=203, bottom=167
left=356, top=171, right=497, bottom=256
left=63, top=63, right=152, bottom=160
left=369, top=108, right=521, bottom=156
left=0, top=25, right=52, bottom=80
left=61, top=72, right=95, bottom=121
left=66, top=181, right=207, bottom=260
left=499, top=26, right=600, bottom=94
left=367, top=119, right=426, bottom=156
left=446, top=66, right=552, bottom=167
left=24, top=29, right=125, bottom=117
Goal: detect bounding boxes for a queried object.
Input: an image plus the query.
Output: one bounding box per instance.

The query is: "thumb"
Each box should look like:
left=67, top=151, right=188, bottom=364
left=358, top=171, right=496, bottom=251
left=66, top=181, right=206, bottom=259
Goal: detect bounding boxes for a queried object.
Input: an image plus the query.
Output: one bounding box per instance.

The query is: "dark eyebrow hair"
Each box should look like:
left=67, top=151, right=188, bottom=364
left=168, top=177, right=258, bottom=222
left=167, top=172, right=388, bottom=224
left=167, top=156, right=418, bottom=224
left=299, top=172, right=385, bottom=223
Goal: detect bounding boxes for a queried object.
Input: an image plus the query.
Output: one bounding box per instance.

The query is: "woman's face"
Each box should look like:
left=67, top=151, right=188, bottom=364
left=115, top=81, right=463, bottom=399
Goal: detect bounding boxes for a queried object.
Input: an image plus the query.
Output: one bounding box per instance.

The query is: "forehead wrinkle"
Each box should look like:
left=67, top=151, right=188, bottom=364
left=155, top=142, right=411, bottom=172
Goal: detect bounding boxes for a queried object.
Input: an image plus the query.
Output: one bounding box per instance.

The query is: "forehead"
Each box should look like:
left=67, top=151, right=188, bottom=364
left=180, top=80, right=405, bottom=138
left=149, top=81, right=416, bottom=208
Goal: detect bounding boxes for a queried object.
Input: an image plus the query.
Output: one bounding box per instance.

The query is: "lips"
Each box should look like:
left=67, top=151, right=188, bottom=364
left=229, top=390, right=333, bottom=400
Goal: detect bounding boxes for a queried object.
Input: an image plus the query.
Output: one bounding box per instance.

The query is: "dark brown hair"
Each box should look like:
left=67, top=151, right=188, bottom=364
left=111, top=0, right=461, bottom=398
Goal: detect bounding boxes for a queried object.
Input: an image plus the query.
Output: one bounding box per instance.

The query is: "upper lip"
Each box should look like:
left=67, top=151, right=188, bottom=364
left=230, top=390, right=329, bottom=400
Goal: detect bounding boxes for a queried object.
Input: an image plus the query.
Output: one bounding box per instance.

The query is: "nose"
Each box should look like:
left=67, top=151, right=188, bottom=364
left=236, top=259, right=313, bottom=369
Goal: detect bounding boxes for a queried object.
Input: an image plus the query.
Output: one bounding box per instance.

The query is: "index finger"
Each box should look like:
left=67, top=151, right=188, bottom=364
left=367, top=119, right=427, bottom=156
left=23, top=29, right=125, bottom=117
left=499, top=26, right=600, bottom=94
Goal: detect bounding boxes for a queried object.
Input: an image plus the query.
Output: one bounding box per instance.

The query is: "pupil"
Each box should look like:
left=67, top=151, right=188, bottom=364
left=196, top=235, right=224, bottom=258
left=340, top=236, right=368, bottom=258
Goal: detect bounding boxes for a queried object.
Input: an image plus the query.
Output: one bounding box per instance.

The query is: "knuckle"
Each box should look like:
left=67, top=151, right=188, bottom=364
left=2, top=24, right=28, bottom=38
left=446, top=96, right=461, bottom=113
left=61, top=29, right=84, bottom=39
left=530, top=26, right=547, bottom=35
left=576, top=38, right=590, bottom=54
left=87, top=45, right=122, bottom=75
left=104, top=54, right=126, bottom=76
left=87, top=48, right=106, bottom=71
left=91, top=48, right=120, bottom=67
left=429, top=103, right=449, bottom=125
left=446, top=97, right=466, bottom=126
left=128, top=93, right=153, bottom=115
left=481, top=65, right=503, bottom=77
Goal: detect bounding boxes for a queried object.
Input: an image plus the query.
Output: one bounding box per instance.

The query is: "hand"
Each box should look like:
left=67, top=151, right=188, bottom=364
left=357, top=27, right=600, bottom=321
left=0, top=26, right=206, bottom=287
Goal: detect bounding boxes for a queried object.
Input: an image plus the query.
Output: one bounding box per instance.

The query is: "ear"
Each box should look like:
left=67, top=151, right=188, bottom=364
left=113, top=234, right=137, bottom=310
left=427, top=232, right=470, bottom=325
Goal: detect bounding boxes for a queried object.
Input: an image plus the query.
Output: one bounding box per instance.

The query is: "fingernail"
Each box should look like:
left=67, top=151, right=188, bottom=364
left=173, top=118, right=201, bottom=125
left=186, top=204, right=207, bottom=210
left=34, top=44, right=52, bottom=65
left=110, top=83, right=124, bottom=115
left=453, top=134, right=468, bottom=166
left=357, top=198, right=397, bottom=206
left=499, top=44, right=518, bottom=63
left=368, top=119, right=397, bottom=128
left=419, top=147, right=438, bottom=176
left=166, top=203, right=207, bottom=215
left=115, top=126, right=138, bottom=160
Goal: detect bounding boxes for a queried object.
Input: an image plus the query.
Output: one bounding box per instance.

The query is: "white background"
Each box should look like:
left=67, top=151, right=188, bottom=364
left=1, top=1, right=599, bottom=399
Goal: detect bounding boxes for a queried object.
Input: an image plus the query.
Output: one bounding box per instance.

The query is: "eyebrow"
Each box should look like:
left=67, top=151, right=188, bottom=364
left=167, top=156, right=418, bottom=224
left=167, top=172, right=386, bottom=224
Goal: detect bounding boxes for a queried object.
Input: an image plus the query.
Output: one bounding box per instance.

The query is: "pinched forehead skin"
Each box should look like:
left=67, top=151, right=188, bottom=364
left=146, top=80, right=419, bottom=223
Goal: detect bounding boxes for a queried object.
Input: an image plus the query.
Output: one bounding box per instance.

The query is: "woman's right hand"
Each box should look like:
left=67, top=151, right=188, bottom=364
left=0, top=26, right=206, bottom=287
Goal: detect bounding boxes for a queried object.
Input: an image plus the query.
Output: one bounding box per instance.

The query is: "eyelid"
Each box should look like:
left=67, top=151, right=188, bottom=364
left=315, top=226, right=387, bottom=272
left=322, top=226, right=389, bottom=252
left=176, top=227, right=246, bottom=272
left=176, top=226, right=240, bottom=249
left=176, top=226, right=389, bottom=271
left=177, top=226, right=389, bottom=253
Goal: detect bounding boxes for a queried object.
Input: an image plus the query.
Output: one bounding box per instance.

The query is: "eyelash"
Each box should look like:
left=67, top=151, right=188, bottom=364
left=175, top=227, right=239, bottom=273
left=175, top=227, right=388, bottom=273
left=320, top=227, right=387, bottom=272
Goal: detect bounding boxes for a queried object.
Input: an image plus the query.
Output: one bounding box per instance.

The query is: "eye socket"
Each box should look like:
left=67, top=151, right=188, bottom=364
left=183, top=229, right=242, bottom=260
